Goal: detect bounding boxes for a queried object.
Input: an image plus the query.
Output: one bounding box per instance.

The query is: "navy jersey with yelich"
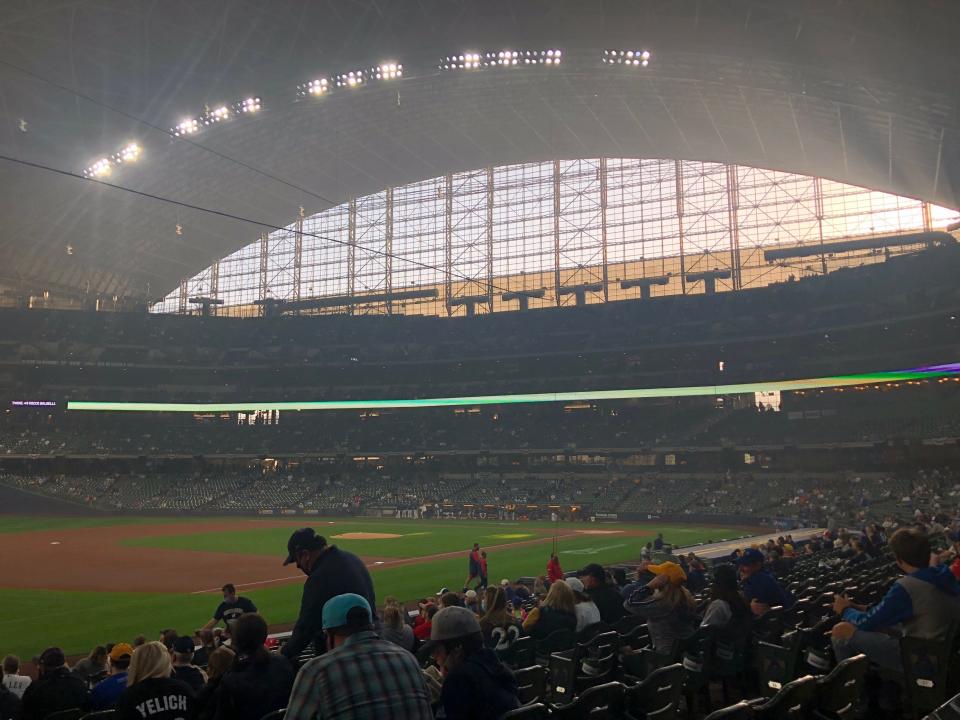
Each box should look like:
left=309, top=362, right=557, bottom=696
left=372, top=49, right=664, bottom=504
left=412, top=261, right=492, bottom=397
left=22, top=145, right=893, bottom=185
left=116, top=676, right=195, bottom=720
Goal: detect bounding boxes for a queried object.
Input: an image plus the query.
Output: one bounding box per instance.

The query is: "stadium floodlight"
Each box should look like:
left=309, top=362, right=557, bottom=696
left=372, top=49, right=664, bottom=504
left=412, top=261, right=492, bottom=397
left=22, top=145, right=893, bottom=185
left=170, top=96, right=261, bottom=136
left=369, top=62, right=402, bottom=80
left=84, top=157, right=112, bottom=178
left=82, top=141, right=143, bottom=178
left=172, top=118, right=200, bottom=136
left=439, top=49, right=561, bottom=71
left=206, top=105, right=230, bottom=125
left=119, top=142, right=141, bottom=163
left=235, top=97, right=261, bottom=113
left=297, top=78, right=329, bottom=97
left=335, top=70, right=365, bottom=88
left=603, top=49, right=652, bottom=67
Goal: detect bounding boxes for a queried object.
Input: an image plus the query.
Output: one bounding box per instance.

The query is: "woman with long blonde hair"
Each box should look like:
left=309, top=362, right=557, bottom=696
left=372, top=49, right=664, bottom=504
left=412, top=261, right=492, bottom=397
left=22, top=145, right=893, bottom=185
left=115, top=641, right=196, bottom=720
left=522, top=579, right=577, bottom=639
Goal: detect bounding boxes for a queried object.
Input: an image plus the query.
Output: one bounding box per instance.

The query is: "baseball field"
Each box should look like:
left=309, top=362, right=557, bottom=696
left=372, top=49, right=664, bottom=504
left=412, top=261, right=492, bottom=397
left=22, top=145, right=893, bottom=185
left=0, top=515, right=760, bottom=660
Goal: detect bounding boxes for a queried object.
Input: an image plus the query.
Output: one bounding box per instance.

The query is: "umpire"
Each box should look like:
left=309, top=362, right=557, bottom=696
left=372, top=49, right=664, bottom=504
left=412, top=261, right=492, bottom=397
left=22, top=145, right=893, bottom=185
left=280, top=528, right=377, bottom=660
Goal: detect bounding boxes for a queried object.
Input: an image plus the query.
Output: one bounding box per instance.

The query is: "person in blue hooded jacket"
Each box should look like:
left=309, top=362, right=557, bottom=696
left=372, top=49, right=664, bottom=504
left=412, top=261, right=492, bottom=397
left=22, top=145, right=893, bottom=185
left=832, top=527, right=960, bottom=672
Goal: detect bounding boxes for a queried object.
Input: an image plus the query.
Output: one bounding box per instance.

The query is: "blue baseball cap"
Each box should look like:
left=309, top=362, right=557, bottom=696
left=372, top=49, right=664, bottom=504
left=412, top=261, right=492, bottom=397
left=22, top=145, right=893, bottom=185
left=738, top=548, right=765, bottom=565
left=322, top=593, right=371, bottom=630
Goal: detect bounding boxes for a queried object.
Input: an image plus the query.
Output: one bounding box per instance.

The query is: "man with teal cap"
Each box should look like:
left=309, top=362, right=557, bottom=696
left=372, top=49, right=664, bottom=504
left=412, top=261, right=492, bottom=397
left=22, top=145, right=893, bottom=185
left=285, top=593, right=433, bottom=720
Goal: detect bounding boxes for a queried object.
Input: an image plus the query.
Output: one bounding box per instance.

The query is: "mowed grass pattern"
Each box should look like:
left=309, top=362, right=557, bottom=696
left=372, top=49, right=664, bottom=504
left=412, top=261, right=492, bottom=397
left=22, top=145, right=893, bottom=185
left=0, top=516, right=752, bottom=659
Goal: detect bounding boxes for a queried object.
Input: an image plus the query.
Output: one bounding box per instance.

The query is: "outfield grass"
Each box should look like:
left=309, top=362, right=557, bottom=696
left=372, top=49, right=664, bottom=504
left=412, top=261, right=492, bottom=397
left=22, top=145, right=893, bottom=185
left=0, top=515, right=753, bottom=660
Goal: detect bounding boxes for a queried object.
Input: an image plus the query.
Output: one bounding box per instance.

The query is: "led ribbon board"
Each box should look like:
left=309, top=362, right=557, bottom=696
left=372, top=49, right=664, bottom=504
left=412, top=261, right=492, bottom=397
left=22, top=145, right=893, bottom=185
left=65, top=363, right=960, bottom=413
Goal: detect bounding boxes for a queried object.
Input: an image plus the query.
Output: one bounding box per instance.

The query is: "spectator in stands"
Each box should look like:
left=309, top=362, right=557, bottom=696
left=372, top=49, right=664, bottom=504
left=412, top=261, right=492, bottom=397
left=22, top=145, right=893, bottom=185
left=440, top=591, right=464, bottom=609
left=565, top=577, right=601, bottom=631
left=641, top=543, right=653, bottom=561
left=738, top=548, right=794, bottom=615
left=381, top=605, right=415, bottom=651
left=685, top=553, right=707, bottom=593
left=21, top=647, right=89, bottom=720
left=132, top=635, right=147, bottom=648
left=90, top=643, right=133, bottom=711
left=280, top=528, right=376, bottom=660
left=547, top=552, right=564, bottom=583
left=194, top=646, right=234, bottom=720
left=533, top=576, right=549, bottom=595
left=116, top=641, right=195, bottom=720
left=832, top=527, right=960, bottom=671
left=700, top=565, right=751, bottom=632
left=0, top=675, right=19, bottom=720
left=192, top=630, right=217, bottom=668
left=624, top=562, right=696, bottom=657
left=479, top=586, right=519, bottom=648
left=285, top=593, right=432, bottom=720
left=424, top=606, right=520, bottom=719
left=522, top=580, right=577, bottom=639
left=214, top=613, right=293, bottom=720
left=463, top=542, right=482, bottom=592
left=845, top=539, right=869, bottom=567
left=414, top=603, right=438, bottom=642
left=1, top=656, right=30, bottom=698
left=654, top=533, right=665, bottom=551
left=71, top=645, right=108, bottom=682
left=202, top=583, right=257, bottom=631
left=159, top=629, right=178, bottom=651
left=511, top=580, right=531, bottom=604
left=464, top=589, right=480, bottom=614
left=579, top=563, right=627, bottom=623
left=611, top=568, right=628, bottom=589
left=170, top=636, right=206, bottom=692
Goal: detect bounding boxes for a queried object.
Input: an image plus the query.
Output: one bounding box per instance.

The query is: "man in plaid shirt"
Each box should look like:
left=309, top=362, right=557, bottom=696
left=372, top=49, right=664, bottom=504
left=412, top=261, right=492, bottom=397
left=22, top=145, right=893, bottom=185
left=285, top=593, right=433, bottom=720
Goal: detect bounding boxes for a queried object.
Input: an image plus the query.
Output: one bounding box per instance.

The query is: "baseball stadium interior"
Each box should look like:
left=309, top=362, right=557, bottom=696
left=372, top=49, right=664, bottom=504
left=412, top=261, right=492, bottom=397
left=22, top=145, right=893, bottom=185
left=2, top=1, right=960, bottom=719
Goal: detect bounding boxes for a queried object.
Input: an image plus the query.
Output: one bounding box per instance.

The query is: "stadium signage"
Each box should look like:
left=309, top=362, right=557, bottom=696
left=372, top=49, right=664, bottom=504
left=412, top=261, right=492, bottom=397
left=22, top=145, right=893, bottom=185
left=64, top=363, right=960, bottom=413
left=11, top=400, right=56, bottom=407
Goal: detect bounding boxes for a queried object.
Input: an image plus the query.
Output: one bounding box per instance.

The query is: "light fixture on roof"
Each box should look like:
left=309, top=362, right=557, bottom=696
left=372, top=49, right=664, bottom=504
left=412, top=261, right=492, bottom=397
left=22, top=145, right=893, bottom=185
left=236, top=97, right=261, bottom=113
left=438, top=49, right=561, bottom=71
left=370, top=62, right=402, bottom=80
left=170, top=97, right=260, bottom=136
left=119, top=143, right=141, bottom=162
left=603, top=49, right=652, bottom=67
left=85, top=158, right=112, bottom=178
left=335, top=70, right=365, bottom=88
left=297, top=78, right=329, bottom=97
left=82, top=141, right=142, bottom=178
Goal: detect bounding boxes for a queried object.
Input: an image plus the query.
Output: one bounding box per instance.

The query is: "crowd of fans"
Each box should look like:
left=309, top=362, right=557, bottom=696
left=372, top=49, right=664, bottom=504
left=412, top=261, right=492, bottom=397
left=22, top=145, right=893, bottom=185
left=5, top=511, right=960, bottom=719
left=4, top=467, right=960, bottom=529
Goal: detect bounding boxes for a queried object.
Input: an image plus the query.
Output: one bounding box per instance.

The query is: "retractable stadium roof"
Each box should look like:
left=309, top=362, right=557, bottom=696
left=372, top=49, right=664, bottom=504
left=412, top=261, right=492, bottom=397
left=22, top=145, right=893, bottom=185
left=0, top=0, right=957, bottom=303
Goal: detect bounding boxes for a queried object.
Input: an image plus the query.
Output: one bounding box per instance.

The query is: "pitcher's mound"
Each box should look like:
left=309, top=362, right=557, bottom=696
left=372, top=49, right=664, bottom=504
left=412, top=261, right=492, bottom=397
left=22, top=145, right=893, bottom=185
left=331, top=532, right=402, bottom=540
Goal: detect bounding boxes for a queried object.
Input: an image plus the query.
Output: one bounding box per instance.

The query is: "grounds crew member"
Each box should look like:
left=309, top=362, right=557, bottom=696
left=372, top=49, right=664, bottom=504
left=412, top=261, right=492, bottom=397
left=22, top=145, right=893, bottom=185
left=280, top=528, right=377, bottom=660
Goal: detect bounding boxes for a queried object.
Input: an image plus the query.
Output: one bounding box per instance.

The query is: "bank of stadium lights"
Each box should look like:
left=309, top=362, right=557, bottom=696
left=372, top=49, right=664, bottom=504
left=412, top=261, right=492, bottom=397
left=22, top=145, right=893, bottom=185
left=438, top=49, right=562, bottom=71
left=169, top=98, right=260, bottom=137
left=82, top=142, right=141, bottom=178
left=299, top=64, right=401, bottom=97
left=603, top=49, right=652, bottom=67
left=370, top=63, right=402, bottom=80
left=297, top=78, right=330, bottom=97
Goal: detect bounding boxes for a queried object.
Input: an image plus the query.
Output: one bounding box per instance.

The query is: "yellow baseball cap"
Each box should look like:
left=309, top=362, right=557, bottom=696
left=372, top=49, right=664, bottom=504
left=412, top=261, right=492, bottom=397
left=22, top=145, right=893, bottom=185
left=647, top=561, right=686, bottom=586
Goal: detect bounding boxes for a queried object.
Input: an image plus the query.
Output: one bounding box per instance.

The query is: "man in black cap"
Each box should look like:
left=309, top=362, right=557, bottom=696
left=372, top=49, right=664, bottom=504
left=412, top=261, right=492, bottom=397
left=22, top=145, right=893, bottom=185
left=579, top=563, right=627, bottom=624
left=280, top=527, right=377, bottom=660
left=21, top=648, right=89, bottom=720
left=170, top=636, right=207, bottom=692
